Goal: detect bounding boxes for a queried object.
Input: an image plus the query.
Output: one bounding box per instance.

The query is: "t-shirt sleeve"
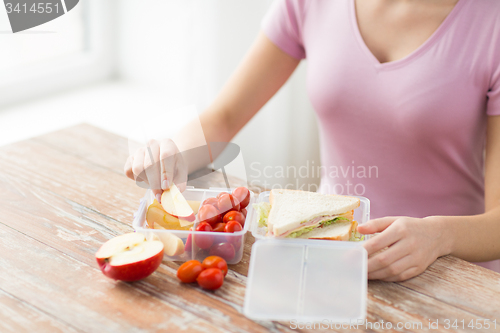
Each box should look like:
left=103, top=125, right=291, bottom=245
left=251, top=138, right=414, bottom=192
left=486, top=58, right=500, bottom=116
left=261, top=0, right=306, bottom=59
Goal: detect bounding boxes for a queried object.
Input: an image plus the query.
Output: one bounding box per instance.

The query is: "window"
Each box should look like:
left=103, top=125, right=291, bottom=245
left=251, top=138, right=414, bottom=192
left=0, top=0, right=114, bottom=108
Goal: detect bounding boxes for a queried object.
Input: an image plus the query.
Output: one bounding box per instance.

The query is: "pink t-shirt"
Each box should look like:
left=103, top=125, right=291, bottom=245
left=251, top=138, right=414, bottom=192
left=262, top=0, right=500, bottom=272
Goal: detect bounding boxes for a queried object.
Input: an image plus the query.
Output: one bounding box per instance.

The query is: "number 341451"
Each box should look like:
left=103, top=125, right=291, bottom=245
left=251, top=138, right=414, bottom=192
left=5, top=2, right=60, bottom=14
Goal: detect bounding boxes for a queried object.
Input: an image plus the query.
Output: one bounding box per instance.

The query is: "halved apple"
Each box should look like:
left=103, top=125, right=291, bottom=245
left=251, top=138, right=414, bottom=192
left=161, top=184, right=195, bottom=222
left=156, top=232, right=185, bottom=256
left=95, top=233, right=164, bottom=281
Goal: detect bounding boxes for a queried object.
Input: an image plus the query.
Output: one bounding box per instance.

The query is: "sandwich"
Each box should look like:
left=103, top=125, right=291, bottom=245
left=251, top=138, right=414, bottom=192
left=253, top=189, right=363, bottom=241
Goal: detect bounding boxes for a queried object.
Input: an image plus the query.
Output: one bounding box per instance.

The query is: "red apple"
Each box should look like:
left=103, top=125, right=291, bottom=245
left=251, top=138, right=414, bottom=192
left=95, top=233, right=164, bottom=281
left=161, top=184, right=195, bottom=221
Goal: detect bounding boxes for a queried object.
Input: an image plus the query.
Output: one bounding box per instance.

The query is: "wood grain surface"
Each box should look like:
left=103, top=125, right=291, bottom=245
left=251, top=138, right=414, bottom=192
left=0, top=124, right=498, bottom=333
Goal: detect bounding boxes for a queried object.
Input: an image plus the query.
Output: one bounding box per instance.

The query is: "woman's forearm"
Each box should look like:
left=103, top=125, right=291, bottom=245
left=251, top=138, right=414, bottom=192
left=435, top=206, right=500, bottom=262
left=173, top=32, right=300, bottom=174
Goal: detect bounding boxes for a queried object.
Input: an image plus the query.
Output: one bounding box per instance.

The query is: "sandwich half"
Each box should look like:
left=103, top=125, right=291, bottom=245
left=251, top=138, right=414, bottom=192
left=254, top=189, right=363, bottom=241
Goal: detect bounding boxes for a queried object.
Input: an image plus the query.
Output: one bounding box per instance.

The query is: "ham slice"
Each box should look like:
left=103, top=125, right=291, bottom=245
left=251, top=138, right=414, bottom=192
left=277, top=215, right=339, bottom=237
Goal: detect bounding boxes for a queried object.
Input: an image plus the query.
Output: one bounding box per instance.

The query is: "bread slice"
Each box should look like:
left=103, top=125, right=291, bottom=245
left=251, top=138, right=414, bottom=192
left=297, top=220, right=358, bottom=241
left=268, top=189, right=360, bottom=237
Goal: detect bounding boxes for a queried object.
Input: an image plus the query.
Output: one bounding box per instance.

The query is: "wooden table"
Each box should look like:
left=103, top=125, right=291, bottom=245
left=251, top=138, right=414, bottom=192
left=1, top=124, right=499, bottom=333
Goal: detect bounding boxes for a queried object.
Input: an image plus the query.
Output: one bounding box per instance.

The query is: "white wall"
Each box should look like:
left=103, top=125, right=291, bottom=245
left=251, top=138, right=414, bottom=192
left=116, top=0, right=320, bottom=189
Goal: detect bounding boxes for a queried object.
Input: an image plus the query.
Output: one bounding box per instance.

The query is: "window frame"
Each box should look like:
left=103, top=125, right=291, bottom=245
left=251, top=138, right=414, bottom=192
left=0, top=0, right=115, bottom=108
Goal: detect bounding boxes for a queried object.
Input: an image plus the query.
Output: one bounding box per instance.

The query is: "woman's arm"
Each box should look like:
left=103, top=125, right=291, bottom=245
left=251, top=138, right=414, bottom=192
left=358, top=116, right=500, bottom=281
left=174, top=32, right=301, bottom=174
left=443, top=115, right=500, bottom=261
left=125, top=32, right=300, bottom=197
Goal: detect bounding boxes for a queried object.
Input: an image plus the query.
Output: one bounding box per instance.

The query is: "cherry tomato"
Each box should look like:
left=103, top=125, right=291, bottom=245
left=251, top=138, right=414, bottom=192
left=224, top=220, right=242, bottom=233
left=227, top=234, right=242, bottom=248
left=232, top=187, right=250, bottom=209
left=223, top=211, right=245, bottom=227
left=196, top=268, right=224, bottom=290
left=216, top=192, right=228, bottom=199
left=196, top=222, right=213, bottom=232
left=218, top=193, right=240, bottom=214
left=197, top=205, right=221, bottom=227
left=240, top=208, right=247, bottom=218
left=202, top=256, right=228, bottom=276
left=202, top=197, right=219, bottom=209
left=213, top=222, right=226, bottom=233
left=210, top=242, right=236, bottom=261
left=177, top=260, right=204, bottom=283
left=195, top=222, right=214, bottom=249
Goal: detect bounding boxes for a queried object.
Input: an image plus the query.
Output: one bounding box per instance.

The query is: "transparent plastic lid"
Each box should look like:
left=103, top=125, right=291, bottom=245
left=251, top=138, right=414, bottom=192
left=243, top=239, right=367, bottom=322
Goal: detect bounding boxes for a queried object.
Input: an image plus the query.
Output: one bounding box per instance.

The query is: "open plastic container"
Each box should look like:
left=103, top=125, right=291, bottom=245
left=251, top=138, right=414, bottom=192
left=132, top=186, right=255, bottom=265
left=243, top=191, right=370, bottom=323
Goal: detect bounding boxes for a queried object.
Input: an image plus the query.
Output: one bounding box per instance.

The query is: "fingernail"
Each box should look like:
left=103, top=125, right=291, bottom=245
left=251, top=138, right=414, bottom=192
left=156, top=194, right=161, bottom=203
left=162, top=180, right=169, bottom=190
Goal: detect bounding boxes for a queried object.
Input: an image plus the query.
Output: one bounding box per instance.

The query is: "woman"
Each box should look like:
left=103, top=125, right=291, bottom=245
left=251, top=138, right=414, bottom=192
left=125, top=0, right=500, bottom=281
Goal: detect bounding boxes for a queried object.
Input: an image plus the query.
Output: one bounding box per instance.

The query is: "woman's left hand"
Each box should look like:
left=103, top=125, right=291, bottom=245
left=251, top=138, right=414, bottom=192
left=357, top=216, right=451, bottom=282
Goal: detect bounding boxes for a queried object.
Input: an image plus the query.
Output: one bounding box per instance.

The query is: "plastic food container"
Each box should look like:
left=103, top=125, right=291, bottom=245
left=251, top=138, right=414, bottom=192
left=243, top=191, right=370, bottom=322
left=133, top=187, right=369, bottom=322
left=249, top=191, right=371, bottom=240
left=132, top=186, right=255, bottom=265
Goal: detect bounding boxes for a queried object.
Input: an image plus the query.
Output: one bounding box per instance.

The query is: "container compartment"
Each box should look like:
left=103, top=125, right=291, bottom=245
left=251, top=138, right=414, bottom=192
left=243, top=241, right=304, bottom=319
left=243, top=239, right=367, bottom=322
left=133, top=186, right=254, bottom=264
left=250, top=191, right=371, bottom=241
left=303, top=245, right=366, bottom=319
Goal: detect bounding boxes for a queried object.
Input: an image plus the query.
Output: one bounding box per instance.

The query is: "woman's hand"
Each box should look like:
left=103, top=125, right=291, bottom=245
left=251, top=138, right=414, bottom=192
left=124, top=139, right=187, bottom=202
left=357, top=216, right=451, bottom=282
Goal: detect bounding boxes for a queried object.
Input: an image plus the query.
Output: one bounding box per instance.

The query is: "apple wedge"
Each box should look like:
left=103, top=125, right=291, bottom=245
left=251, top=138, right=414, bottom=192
left=95, top=233, right=164, bottom=281
left=156, top=232, right=185, bottom=256
left=187, top=200, right=201, bottom=214
left=161, top=184, right=195, bottom=222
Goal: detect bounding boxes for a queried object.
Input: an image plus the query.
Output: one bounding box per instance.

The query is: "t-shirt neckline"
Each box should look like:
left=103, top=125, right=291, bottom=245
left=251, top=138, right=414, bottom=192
left=349, top=0, right=467, bottom=71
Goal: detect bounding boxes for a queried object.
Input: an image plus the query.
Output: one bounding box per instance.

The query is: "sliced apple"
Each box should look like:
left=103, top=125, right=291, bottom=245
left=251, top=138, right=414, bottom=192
left=95, top=232, right=164, bottom=281
left=146, top=205, right=165, bottom=229
left=146, top=202, right=191, bottom=230
left=150, top=198, right=163, bottom=210
left=161, top=184, right=195, bottom=221
left=156, top=232, right=185, bottom=256
left=187, top=200, right=201, bottom=214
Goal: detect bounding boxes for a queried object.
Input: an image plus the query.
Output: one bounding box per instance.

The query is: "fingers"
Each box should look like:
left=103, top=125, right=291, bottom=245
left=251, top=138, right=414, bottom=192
left=357, top=216, right=401, bottom=235
left=132, top=147, right=147, bottom=183
left=367, top=239, right=412, bottom=273
left=160, top=139, right=177, bottom=190
left=174, top=152, right=188, bottom=192
left=144, top=140, right=161, bottom=190
left=152, top=189, right=162, bottom=203
left=124, top=155, right=134, bottom=180
left=362, top=219, right=403, bottom=256
left=381, top=266, right=422, bottom=282
left=126, top=138, right=186, bottom=195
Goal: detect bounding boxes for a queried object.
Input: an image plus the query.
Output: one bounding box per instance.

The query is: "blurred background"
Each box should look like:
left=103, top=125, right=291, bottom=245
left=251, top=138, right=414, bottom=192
left=0, top=0, right=320, bottom=189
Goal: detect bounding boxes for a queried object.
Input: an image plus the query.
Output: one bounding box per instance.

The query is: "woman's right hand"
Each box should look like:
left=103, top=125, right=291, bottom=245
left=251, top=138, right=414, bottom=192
left=124, top=138, right=187, bottom=202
